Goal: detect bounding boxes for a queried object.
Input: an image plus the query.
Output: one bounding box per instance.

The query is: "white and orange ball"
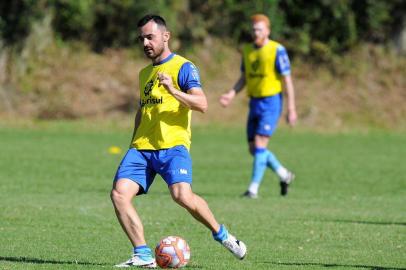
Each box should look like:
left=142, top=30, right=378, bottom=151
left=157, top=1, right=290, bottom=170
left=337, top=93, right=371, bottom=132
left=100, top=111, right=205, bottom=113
left=155, top=236, right=190, bottom=268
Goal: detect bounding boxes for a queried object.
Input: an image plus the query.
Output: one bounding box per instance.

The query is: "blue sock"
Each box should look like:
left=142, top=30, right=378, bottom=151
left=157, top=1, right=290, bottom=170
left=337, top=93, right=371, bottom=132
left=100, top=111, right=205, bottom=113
left=212, top=224, right=228, bottom=242
left=265, top=149, right=282, bottom=171
left=133, top=245, right=153, bottom=260
left=251, top=148, right=268, bottom=184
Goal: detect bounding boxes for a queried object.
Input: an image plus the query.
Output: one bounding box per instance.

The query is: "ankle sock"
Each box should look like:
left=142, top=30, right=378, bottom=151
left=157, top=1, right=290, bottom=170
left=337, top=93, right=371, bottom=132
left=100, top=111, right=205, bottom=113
left=133, top=245, right=153, bottom=260
left=212, top=224, right=228, bottom=242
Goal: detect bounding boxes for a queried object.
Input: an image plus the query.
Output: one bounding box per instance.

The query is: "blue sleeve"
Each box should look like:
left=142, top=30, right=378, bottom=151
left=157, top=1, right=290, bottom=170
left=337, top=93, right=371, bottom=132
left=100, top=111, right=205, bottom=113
left=178, top=62, right=202, bottom=92
left=240, top=58, right=245, bottom=72
left=275, top=45, right=291, bottom=76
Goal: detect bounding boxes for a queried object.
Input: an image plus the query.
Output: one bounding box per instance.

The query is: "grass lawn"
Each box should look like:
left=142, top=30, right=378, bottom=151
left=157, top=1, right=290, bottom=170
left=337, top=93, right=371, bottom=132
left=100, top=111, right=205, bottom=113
left=0, top=122, right=405, bottom=269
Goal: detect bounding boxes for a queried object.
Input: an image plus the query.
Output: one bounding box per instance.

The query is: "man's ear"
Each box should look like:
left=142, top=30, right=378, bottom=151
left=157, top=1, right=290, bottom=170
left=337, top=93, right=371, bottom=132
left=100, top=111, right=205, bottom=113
left=163, top=31, right=170, bottom=42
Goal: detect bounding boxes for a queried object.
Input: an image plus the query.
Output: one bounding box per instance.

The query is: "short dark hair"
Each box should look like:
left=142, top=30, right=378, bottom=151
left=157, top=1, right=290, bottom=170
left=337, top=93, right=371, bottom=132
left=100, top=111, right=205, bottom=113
left=137, top=14, right=167, bottom=28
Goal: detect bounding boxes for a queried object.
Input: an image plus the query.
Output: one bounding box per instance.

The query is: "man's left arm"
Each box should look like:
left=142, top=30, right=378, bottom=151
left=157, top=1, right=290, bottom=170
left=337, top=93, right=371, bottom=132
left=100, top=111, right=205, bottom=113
left=157, top=61, right=207, bottom=113
left=282, top=74, right=297, bottom=126
left=276, top=45, right=297, bottom=126
left=158, top=75, right=208, bottom=113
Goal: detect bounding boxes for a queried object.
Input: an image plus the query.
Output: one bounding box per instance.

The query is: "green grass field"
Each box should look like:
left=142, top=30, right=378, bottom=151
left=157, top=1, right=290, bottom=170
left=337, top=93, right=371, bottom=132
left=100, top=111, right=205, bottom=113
left=0, top=122, right=405, bottom=270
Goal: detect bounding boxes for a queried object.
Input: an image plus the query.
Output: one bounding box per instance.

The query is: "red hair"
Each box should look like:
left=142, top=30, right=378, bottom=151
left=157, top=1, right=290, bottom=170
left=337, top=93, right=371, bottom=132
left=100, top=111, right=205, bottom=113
left=251, top=14, right=271, bottom=29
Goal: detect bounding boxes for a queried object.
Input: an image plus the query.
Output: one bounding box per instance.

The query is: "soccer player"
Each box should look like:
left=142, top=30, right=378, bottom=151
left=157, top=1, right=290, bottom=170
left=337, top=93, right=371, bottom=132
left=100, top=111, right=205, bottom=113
left=219, top=14, right=297, bottom=198
left=111, top=14, right=247, bottom=268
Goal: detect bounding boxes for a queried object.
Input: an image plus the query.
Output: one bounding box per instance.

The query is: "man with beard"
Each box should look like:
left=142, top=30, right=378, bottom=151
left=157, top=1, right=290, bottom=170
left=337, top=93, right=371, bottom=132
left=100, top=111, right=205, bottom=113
left=111, top=14, right=247, bottom=268
left=220, top=14, right=297, bottom=198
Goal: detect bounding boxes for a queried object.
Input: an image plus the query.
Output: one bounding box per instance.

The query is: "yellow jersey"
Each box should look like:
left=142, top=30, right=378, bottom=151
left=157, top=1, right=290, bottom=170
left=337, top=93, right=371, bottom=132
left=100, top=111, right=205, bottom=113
left=242, top=40, right=283, bottom=97
left=131, top=54, right=197, bottom=150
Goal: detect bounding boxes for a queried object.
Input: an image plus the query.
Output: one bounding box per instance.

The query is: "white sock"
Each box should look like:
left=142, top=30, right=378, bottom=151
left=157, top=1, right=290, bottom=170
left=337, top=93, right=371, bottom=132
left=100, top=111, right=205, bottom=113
left=276, top=166, right=289, bottom=181
left=248, top=182, right=259, bottom=194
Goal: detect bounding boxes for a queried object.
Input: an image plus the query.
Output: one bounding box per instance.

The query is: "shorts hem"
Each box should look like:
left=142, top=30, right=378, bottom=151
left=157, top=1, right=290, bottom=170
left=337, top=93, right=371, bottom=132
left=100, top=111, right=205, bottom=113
left=247, top=133, right=272, bottom=141
left=114, top=177, right=147, bottom=195
left=167, top=178, right=192, bottom=186
left=256, top=132, right=272, bottom=137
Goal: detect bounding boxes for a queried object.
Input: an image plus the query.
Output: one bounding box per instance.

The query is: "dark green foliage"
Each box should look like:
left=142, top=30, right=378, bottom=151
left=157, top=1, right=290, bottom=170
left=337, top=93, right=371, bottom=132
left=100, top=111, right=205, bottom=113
left=50, top=0, right=94, bottom=41
left=0, top=0, right=46, bottom=45
left=188, top=0, right=283, bottom=43
left=0, top=0, right=405, bottom=57
left=280, top=0, right=358, bottom=59
left=279, top=0, right=406, bottom=58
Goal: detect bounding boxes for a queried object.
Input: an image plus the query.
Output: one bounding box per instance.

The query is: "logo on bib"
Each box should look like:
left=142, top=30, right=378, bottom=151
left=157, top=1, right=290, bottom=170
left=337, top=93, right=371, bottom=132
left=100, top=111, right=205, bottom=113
left=144, top=80, right=154, bottom=96
left=141, top=78, right=163, bottom=107
left=252, top=58, right=260, bottom=71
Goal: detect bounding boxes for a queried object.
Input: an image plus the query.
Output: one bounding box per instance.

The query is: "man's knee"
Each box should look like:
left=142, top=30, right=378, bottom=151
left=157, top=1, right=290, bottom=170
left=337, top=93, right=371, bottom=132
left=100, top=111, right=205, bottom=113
left=171, top=192, right=188, bottom=206
left=171, top=186, right=193, bottom=207
left=111, top=179, right=140, bottom=205
left=110, top=189, right=120, bottom=203
left=111, top=188, right=131, bottom=206
left=254, top=134, right=270, bottom=148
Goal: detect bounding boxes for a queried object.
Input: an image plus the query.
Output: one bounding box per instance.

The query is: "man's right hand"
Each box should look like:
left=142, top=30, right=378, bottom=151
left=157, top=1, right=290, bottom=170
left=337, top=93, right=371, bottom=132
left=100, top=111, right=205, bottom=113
left=219, top=90, right=236, bottom=107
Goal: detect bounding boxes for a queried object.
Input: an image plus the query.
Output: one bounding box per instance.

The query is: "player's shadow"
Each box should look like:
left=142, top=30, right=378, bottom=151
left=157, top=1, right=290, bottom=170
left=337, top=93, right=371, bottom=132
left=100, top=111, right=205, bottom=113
left=325, top=219, right=406, bottom=226
left=263, top=261, right=405, bottom=270
left=193, top=192, right=238, bottom=198
left=0, top=256, right=204, bottom=268
left=0, top=256, right=108, bottom=266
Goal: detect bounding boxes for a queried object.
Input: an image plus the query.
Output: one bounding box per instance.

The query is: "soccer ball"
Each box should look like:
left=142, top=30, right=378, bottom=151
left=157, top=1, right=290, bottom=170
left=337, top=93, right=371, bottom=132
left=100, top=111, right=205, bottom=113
left=155, top=236, right=190, bottom=268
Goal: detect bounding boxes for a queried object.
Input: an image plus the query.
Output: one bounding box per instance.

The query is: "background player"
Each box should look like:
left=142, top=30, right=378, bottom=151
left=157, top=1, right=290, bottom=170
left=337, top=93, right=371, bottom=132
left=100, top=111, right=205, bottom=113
left=219, top=14, right=297, bottom=198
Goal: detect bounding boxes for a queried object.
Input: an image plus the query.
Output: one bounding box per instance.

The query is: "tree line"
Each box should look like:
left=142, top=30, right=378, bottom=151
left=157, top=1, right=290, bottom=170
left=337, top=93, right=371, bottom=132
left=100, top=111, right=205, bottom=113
left=1, top=0, right=405, bottom=58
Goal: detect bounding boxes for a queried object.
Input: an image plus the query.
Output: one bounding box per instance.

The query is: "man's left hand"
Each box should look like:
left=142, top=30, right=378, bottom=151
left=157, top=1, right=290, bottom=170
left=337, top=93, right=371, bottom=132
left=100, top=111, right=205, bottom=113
left=158, top=72, right=175, bottom=94
left=287, top=108, right=297, bottom=126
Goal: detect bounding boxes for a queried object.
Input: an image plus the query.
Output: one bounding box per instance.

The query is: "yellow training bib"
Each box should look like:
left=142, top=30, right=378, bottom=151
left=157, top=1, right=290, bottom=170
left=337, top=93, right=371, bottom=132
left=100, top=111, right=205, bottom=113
left=131, top=54, right=192, bottom=150
left=243, top=40, right=282, bottom=97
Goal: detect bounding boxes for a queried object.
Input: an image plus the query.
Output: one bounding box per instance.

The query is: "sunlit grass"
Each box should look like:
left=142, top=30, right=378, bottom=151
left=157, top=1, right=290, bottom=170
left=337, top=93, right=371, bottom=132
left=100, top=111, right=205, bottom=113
left=0, top=122, right=405, bottom=269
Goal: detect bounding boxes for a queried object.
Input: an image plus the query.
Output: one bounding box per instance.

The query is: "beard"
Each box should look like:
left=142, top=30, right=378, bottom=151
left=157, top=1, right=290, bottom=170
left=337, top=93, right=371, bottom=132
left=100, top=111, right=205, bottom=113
left=144, top=44, right=164, bottom=60
left=253, top=36, right=266, bottom=47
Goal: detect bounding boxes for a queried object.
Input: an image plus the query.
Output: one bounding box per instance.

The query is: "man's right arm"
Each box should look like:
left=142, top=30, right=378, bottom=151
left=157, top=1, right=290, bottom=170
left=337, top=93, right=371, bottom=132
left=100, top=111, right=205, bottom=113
left=219, top=72, right=245, bottom=107
left=282, top=74, right=297, bottom=126
left=232, top=73, right=246, bottom=94
left=130, top=107, right=142, bottom=146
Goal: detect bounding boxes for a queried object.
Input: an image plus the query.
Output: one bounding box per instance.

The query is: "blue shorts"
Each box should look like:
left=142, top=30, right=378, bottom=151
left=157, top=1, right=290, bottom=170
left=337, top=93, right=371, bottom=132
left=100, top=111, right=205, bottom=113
left=247, top=94, right=283, bottom=142
left=114, top=145, right=192, bottom=194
